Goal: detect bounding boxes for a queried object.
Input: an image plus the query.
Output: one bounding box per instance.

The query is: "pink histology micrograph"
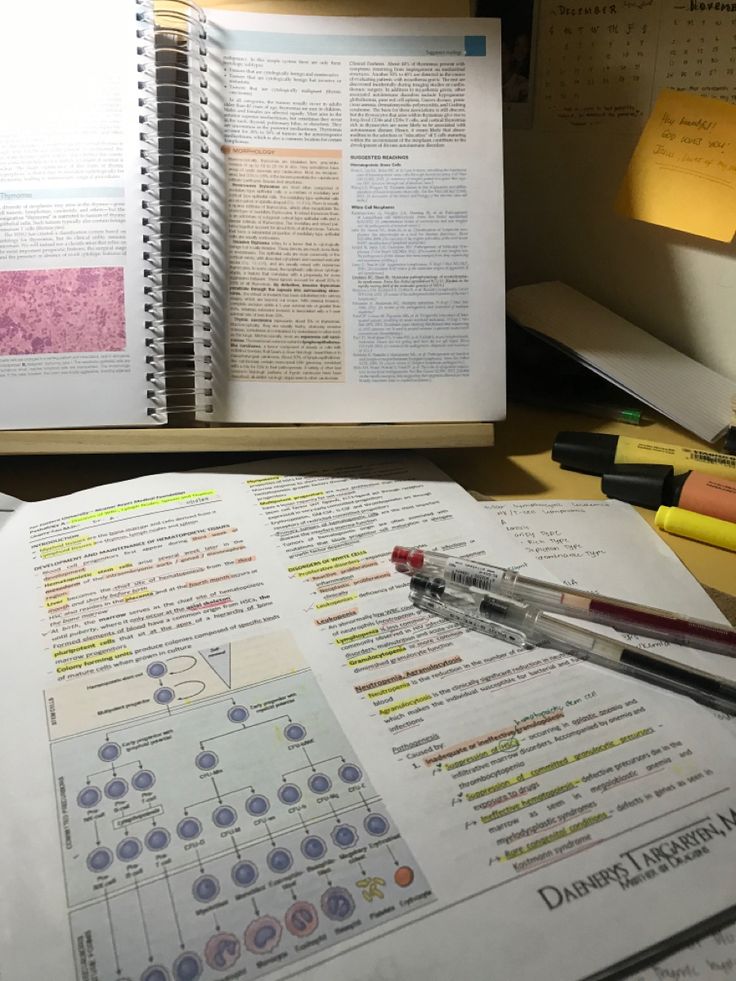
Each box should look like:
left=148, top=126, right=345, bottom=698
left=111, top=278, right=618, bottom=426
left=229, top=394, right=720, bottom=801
left=0, top=267, right=126, bottom=355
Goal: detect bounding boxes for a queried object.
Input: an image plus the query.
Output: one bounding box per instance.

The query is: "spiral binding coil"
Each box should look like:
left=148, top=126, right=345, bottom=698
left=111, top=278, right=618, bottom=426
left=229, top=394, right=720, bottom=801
left=137, top=0, right=213, bottom=419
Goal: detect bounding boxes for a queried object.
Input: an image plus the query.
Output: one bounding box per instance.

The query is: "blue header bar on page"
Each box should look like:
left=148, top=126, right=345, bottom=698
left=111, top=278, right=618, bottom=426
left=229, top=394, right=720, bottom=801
left=225, top=32, right=486, bottom=57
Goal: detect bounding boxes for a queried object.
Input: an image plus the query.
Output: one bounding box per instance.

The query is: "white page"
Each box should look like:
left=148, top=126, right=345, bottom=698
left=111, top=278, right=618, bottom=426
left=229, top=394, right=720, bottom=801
left=480, top=497, right=736, bottom=979
left=2, top=456, right=735, bottom=981
left=0, top=490, right=23, bottom=536
left=506, top=282, right=736, bottom=443
left=0, top=0, right=161, bottom=428
left=478, top=498, right=727, bottom=619
left=0, top=491, right=23, bottom=516
left=629, top=924, right=736, bottom=981
left=480, top=497, right=736, bottom=682
left=204, top=12, right=505, bottom=424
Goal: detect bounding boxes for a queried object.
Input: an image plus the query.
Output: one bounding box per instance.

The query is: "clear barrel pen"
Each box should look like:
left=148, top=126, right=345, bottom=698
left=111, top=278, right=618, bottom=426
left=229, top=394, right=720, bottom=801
left=408, top=574, right=736, bottom=717
left=392, top=545, right=736, bottom=659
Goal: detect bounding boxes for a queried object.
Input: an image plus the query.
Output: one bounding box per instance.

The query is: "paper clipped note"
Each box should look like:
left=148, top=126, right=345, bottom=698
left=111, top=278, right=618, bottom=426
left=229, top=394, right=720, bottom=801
left=616, top=89, right=736, bottom=242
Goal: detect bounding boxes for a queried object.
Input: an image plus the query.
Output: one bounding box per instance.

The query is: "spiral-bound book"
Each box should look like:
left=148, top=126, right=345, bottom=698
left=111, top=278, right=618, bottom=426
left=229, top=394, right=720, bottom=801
left=0, top=0, right=505, bottom=431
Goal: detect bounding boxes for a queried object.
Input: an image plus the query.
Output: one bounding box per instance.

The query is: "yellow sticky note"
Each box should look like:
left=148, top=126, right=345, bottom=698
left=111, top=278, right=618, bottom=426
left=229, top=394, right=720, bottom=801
left=616, top=89, right=736, bottom=242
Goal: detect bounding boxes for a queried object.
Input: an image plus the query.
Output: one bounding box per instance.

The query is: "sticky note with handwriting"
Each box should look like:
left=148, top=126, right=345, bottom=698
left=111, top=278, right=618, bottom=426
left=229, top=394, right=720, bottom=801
left=616, top=89, right=736, bottom=242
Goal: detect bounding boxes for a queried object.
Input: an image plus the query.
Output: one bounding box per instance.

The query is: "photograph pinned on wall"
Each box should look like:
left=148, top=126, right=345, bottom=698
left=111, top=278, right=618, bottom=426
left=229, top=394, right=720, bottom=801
left=475, top=0, right=538, bottom=129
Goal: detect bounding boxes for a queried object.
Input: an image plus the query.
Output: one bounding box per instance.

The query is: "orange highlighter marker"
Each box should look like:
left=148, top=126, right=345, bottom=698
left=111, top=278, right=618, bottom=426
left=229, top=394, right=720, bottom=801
left=602, top=465, right=736, bottom=524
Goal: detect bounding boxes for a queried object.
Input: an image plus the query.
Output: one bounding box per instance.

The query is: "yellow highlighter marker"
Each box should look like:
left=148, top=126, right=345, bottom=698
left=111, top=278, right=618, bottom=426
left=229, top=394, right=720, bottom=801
left=553, top=432, right=736, bottom=481
left=655, top=505, right=736, bottom=553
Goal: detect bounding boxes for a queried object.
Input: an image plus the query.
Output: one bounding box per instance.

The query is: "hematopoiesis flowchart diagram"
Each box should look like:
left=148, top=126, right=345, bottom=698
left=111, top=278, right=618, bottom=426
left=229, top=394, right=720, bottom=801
left=48, top=630, right=433, bottom=981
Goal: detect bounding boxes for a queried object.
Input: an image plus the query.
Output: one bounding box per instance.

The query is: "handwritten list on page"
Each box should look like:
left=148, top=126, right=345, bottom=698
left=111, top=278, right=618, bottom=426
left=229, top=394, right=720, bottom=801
left=616, top=89, right=736, bottom=241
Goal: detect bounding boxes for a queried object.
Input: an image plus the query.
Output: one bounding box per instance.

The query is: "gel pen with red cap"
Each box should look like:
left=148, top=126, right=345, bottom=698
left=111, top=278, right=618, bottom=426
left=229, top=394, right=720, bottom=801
left=409, top=574, right=736, bottom=717
left=391, top=545, right=736, bottom=659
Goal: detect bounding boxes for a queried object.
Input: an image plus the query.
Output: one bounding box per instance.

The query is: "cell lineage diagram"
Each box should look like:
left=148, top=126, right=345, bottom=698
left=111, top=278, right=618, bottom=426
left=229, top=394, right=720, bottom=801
left=49, top=642, right=433, bottom=981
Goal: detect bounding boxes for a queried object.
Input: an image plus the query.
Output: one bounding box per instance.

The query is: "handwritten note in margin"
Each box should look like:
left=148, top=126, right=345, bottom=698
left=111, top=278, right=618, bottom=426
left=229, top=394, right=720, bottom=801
left=616, top=89, right=736, bottom=242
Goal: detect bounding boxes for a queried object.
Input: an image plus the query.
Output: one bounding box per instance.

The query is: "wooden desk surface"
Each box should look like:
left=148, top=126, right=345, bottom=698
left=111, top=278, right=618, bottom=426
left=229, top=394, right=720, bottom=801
left=427, top=403, right=735, bottom=598
left=1, top=402, right=733, bottom=597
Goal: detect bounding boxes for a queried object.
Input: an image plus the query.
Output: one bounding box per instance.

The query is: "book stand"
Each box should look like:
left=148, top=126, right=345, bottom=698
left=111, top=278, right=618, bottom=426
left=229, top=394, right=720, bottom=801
left=0, top=422, right=494, bottom=455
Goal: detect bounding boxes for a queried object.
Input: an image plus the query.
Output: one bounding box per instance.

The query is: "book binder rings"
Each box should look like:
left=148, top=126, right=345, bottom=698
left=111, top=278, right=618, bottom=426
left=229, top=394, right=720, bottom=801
left=138, top=0, right=213, bottom=422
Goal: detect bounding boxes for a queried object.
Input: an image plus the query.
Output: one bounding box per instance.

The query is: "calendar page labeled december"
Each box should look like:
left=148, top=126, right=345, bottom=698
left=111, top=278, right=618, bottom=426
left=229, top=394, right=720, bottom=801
left=535, top=0, right=736, bottom=130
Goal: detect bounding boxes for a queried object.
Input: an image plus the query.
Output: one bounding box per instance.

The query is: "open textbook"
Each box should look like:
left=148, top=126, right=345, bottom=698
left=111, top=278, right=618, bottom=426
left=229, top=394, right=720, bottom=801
left=1, top=454, right=735, bottom=981
left=0, top=0, right=504, bottom=429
